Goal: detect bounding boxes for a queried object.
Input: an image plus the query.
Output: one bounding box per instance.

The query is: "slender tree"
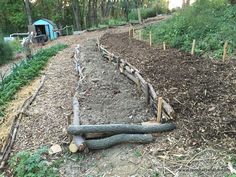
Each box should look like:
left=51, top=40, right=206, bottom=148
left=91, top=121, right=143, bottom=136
left=71, top=0, right=81, bottom=30
left=23, top=0, right=33, bottom=25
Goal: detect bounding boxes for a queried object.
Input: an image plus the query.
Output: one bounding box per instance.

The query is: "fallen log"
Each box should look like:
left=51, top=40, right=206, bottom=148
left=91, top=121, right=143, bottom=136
left=69, top=96, right=85, bottom=153
left=68, top=123, right=176, bottom=135
left=85, top=134, right=153, bottom=150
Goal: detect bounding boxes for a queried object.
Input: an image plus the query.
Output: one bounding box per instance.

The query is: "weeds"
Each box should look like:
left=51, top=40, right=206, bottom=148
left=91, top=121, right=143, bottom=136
left=0, top=44, right=67, bottom=117
left=9, top=146, right=61, bottom=177
left=134, top=149, right=142, bottom=157
left=143, top=0, right=236, bottom=59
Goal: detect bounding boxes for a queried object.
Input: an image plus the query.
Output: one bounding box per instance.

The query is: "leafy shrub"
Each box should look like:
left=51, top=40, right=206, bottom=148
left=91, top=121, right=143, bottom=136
left=143, top=0, right=236, bottom=58
left=0, top=38, right=13, bottom=65
left=9, top=39, right=23, bottom=53
left=9, top=146, right=60, bottom=177
left=0, top=44, right=67, bottom=117
left=128, top=8, right=157, bottom=21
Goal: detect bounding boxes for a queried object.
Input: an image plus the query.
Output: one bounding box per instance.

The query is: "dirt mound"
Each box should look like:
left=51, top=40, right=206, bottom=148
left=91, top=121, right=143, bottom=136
left=100, top=32, right=236, bottom=150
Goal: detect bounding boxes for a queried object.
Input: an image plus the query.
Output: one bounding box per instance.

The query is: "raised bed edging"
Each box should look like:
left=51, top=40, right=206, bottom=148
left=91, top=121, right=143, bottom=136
left=97, top=43, right=176, bottom=121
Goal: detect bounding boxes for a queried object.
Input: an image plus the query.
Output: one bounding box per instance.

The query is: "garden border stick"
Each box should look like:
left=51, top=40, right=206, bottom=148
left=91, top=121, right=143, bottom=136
left=163, top=42, right=166, bottom=51
left=157, top=97, right=163, bottom=123
left=191, top=39, right=196, bottom=55
left=149, top=31, right=152, bottom=46
left=223, top=41, right=228, bottom=62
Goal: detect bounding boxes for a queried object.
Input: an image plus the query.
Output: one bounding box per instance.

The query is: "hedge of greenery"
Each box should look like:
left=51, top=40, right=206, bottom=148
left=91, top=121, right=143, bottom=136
left=0, top=44, right=67, bottom=117
left=128, top=8, right=157, bottom=21
left=0, top=38, right=13, bottom=65
left=143, top=0, right=236, bottom=58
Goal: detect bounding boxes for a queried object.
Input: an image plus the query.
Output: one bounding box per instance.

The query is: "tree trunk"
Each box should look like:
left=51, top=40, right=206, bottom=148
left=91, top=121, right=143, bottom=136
left=72, top=0, right=81, bottom=30
left=23, top=0, right=32, bottom=25
left=68, top=123, right=176, bottom=135
left=101, top=0, right=106, bottom=18
left=92, top=0, right=98, bottom=26
left=85, top=134, right=153, bottom=150
left=88, top=0, right=92, bottom=27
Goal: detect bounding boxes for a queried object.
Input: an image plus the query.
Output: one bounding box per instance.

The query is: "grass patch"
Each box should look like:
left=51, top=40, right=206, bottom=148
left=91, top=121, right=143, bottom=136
left=142, top=0, right=236, bottom=59
left=9, top=146, right=62, bottom=177
left=0, top=44, right=67, bottom=117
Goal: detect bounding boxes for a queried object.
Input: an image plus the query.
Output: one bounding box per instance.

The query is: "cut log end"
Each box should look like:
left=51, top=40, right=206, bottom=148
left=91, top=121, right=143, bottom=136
left=69, top=142, right=85, bottom=153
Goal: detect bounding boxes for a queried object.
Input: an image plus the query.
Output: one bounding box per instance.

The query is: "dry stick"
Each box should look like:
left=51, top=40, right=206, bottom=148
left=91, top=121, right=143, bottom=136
left=157, top=97, right=163, bottom=123
left=137, top=79, right=142, bottom=96
left=163, top=42, right=166, bottom=51
left=191, top=39, right=196, bottom=55
left=0, top=75, right=46, bottom=169
left=149, top=32, right=152, bottom=46
left=223, top=41, right=228, bottom=62
left=97, top=37, right=100, bottom=51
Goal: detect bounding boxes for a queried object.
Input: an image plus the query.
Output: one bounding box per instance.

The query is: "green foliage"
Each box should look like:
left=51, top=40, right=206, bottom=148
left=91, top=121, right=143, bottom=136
left=128, top=8, right=157, bottom=21
left=9, top=146, right=61, bottom=177
left=143, top=0, right=236, bottom=58
left=0, top=38, right=13, bottom=65
left=151, top=171, right=160, bottom=177
left=9, top=39, right=23, bottom=53
left=134, top=150, right=142, bottom=157
left=0, top=44, right=67, bottom=117
left=102, top=18, right=127, bottom=26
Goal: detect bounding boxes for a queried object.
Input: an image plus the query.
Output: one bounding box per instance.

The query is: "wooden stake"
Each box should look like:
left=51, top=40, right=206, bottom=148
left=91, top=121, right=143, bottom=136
left=137, top=79, right=142, bottom=96
left=132, top=28, right=135, bottom=38
left=191, top=39, right=196, bottom=55
left=157, top=97, right=163, bottom=123
left=163, top=42, right=166, bottom=51
left=84, top=16, right=87, bottom=29
left=97, top=37, right=100, bottom=49
left=149, top=32, right=152, bottom=46
left=223, top=41, right=228, bottom=62
left=138, top=8, right=142, bottom=24
left=129, top=27, right=131, bottom=36
left=139, top=30, right=142, bottom=40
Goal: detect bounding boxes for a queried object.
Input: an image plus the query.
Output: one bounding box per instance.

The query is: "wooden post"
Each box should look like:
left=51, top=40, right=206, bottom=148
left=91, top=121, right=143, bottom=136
left=66, top=26, right=69, bottom=36
left=137, top=79, right=142, bottom=96
left=157, top=97, right=163, bottom=123
left=71, top=25, right=74, bottom=34
left=163, top=42, right=166, bottom=51
left=191, top=39, right=196, bottom=55
left=97, top=37, right=100, bottom=51
left=149, top=32, right=152, bottom=46
left=132, top=28, right=135, bottom=38
left=223, top=41, right=228, bottom=62
left=139, top=30, right=142, bottom=40
left=84, top=16, right=87, bottom=29
left=129, top=26, right=131, bottom=37
left=138, top=8, right=142, bottom=24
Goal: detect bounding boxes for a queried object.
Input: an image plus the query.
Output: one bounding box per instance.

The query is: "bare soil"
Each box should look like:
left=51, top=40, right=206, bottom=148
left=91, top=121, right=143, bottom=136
left=100, top=32, right=236, bottom=151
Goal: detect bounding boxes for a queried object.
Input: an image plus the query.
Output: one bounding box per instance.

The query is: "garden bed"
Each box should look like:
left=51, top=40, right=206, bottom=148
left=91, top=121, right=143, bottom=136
left=100, top=32, right=236, bottom=151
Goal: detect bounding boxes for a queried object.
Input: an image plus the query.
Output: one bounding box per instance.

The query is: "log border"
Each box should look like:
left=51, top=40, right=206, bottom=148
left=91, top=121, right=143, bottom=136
left=97, top=42, right=176, bottom=121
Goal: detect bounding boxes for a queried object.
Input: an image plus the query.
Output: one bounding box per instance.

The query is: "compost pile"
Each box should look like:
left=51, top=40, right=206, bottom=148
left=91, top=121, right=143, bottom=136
left=100, top=32, right=236, bottom=150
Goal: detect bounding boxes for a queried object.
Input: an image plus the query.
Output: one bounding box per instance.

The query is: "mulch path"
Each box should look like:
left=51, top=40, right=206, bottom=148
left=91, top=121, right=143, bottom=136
left=100, top=32, right=236, bottom=151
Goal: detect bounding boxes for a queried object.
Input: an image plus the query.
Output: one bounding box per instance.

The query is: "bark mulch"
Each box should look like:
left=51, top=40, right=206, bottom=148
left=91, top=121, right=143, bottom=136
left=100, top=32, right=236, bottom=151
